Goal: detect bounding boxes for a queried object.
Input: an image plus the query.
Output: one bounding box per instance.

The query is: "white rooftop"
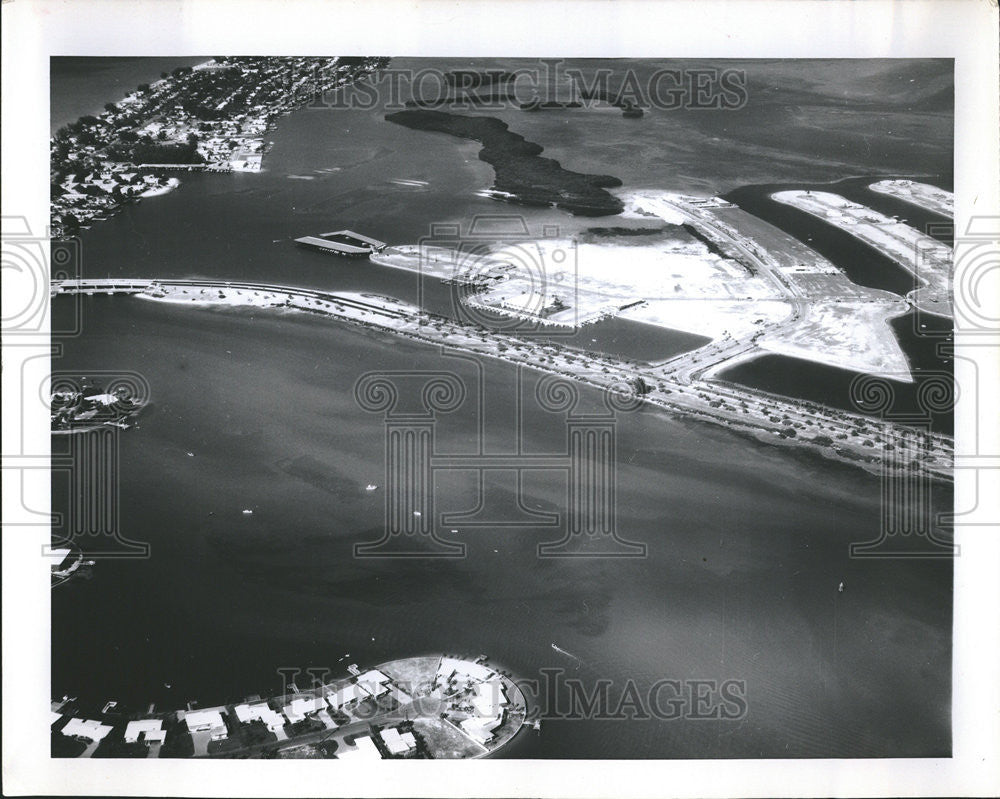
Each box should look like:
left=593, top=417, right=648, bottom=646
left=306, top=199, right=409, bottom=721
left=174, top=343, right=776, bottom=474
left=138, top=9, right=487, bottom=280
left=183, top=709, right=225, bottom=730
left=356, top=669, right=391, bottom=685
left=288, top=696, right=321, bottom=716
left=124, top=719, right=164, bottom=743
left=338, top=734, right=383, bottom=760
left=438, top=657, right=495, bottom=684
left=327, top=682, right=369, bottom=709
left=460, top=714, right=503, bottom=744
left=234, top=702, right=285, bottom=730
left=381, top=727, right=417, bottom=755
left=61, top=717, right=113, bottom=742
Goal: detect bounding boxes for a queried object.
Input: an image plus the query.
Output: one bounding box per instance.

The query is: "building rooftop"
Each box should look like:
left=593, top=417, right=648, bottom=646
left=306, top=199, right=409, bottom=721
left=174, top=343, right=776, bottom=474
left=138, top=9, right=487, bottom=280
left=234, top=702, right=285, bottom=730
left=61, top=717, right=113, bottom=742
left=472, top=680, right=509, bottom=717
left=381, top=726, right=417, bottom=755
left=124, top=719, right=165, bottom=744
left=357, top=669, right=392, bottom=697
left=338, top=734, right=383, bottom=760
left=183, top=709, right=226, bottom=730
left=294, top=230, right=387, bottom=255
left=327, top=683, right=368, bottom=709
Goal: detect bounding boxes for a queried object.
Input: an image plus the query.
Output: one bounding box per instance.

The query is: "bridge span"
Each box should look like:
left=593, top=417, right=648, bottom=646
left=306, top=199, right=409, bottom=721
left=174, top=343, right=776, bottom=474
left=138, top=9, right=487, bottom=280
left=50, top=278, right=411, bottom=320
left=51, top=278, right=155, bottom=296
left=49, top=276, right=953, bottom=480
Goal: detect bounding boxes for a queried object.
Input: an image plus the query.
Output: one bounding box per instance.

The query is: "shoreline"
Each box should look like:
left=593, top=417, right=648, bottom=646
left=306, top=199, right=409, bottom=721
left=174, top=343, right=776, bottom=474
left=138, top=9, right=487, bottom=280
left=384, top=109, right=624, bottom=216
left=138, top=177, right=181, bottom=198
left=770, top=189, right=953, bottom=319
left=52, top=655, right=527, bottom=760
left=52, top=278, right=953, bottom=482
left=51, top=57, right=388, bottom=238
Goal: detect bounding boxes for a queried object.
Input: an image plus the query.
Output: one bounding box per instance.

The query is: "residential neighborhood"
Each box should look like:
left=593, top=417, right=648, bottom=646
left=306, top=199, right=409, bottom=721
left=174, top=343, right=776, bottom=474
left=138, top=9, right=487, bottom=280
left=51, top=655, right=527, bottom=759
left=50, top=56, right=388, bottom=238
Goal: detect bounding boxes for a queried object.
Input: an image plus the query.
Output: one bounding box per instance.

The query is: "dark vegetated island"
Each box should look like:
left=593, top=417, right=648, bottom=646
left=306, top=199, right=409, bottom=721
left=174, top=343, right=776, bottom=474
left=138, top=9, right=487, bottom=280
left=424, top=71, right=646, bottom=117
left=385, top=109, right=624, bottom=216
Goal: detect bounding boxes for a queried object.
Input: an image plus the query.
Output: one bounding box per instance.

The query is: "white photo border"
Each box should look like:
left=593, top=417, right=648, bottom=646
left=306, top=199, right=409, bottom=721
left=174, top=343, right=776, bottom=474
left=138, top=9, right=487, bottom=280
left=2, top=0, right=998, bottom=796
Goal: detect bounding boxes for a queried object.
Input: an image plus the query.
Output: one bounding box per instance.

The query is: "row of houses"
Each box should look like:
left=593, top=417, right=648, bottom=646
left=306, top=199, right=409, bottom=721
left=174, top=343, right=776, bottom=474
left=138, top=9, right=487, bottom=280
left=51, top=715, right=166, bottom=748
left=181, top=669, right=401, bottom=742
left=337, top=727, right=418, bottom=760
left=53, top=667, right=416, bottom=756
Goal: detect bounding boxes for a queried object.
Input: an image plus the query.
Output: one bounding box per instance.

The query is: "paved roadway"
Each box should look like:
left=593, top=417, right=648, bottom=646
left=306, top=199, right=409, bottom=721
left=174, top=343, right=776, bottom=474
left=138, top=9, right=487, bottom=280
left=51, top=277, right=953, bottom=479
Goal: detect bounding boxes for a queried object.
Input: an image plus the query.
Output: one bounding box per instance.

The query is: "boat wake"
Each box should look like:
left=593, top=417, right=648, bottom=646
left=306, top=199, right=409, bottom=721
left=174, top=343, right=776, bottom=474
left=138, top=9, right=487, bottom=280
left=551, top=643, right=583, bottom=664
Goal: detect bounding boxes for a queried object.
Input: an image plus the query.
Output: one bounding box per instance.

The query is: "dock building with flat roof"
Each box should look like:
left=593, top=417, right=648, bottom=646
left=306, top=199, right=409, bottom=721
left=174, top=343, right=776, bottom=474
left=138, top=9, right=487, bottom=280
left=294, top=229, right=387, bottom=256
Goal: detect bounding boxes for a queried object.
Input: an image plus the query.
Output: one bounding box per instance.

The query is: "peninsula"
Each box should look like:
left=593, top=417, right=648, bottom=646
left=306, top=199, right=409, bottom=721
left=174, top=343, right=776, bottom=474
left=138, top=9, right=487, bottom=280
left=50, top=57, right=388, bottom=238
left=51, top=656, right=526, bottom=759
left=770, top=190, right=952, bottom=318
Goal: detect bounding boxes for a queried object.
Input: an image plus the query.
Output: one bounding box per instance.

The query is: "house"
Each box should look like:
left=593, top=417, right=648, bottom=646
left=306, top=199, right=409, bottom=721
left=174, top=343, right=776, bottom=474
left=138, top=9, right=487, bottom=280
left=233, top=702, right=285, bottom=732
left=380, top=726, right=417, bottom=756
left=326, top=682, right=368, bottom=711
left=282, top=696, right=321, bottom=724
left=61, top=717, right=113, bottom=743
left=183, top=709, right=228, bottom=740
left=436, top=657, right=495, bottom=689
left=124, top=719, right=165, bottom=744
left=459, top=714, right=503, bottom=745
left=356, top=669, right=392, bottom=698
left=337, top=734, right=383, bottom=760
left=472, top=680, right=509, bottom=718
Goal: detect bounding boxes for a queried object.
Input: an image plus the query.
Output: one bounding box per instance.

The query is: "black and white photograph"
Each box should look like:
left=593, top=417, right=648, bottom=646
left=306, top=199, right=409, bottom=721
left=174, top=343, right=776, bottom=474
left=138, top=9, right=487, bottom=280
left=2, top=1, right=998, bottom=796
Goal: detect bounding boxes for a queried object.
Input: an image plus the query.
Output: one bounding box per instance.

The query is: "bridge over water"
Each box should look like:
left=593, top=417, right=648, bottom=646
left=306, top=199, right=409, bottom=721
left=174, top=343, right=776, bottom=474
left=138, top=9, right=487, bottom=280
left=49, top=277, right=953, bottom=481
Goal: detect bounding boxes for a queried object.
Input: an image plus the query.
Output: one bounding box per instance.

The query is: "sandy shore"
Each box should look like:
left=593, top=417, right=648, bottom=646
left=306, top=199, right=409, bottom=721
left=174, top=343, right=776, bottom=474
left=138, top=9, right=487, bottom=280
left=139, top=177, right=181, bottom=198
left=130, top=280, right=951, bottom=481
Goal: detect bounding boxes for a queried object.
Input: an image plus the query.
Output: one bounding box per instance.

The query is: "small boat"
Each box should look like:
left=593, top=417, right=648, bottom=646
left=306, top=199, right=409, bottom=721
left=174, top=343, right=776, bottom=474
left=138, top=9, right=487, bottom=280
left=242, top=509, right=253, bottom=515
left=551, top=643, right=581, bottom=662
left=838, top=581, right=844, bottom=593
left=365, top=484, right=378, bottom=491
